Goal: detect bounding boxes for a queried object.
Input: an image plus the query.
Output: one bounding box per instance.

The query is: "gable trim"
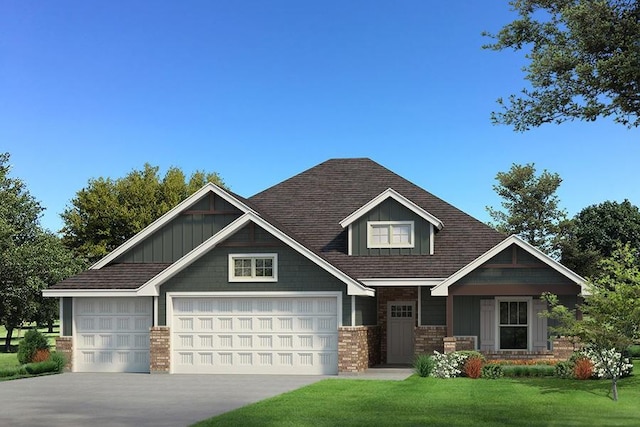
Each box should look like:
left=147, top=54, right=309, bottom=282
left=137, top=211, right=375, bottom=297
left=339, top=188, right=444, bottom=230
left=430, top=235, right=588, bottom=296
left=360, top=278, right=445, bottom=287
left=91, top=183, right=254, bottom=270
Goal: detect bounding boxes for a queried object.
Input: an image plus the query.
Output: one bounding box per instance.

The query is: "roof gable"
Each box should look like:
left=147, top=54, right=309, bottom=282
left=339, top=188, right=443, bottom=230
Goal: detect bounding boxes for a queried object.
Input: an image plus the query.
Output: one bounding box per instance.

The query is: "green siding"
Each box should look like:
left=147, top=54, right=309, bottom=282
left=158, top=245, right=352, bottom=326
left=351, top=199, right=431, bottom=256
left=62, top=297, right=73, bottom=336
left=355, top=295, right=377, bottom=325
left=453, top=296, right=483, bottom=337
left=420, top=287, right=446, bottom=325
left=456, top=266, right=574, bottom=287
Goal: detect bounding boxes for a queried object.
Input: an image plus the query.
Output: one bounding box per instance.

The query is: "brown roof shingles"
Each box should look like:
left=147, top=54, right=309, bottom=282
left=51, top=263, right=171, bottom=290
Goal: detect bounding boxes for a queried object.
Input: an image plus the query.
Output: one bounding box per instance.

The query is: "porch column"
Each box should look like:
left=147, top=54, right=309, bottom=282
left=446, top=294, right=454, bottom=337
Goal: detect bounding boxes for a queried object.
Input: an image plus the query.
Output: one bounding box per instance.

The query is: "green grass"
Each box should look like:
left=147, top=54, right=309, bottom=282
left=0, top=352, right=19, bottom=369
left=194, top=362, right=640, bottom=427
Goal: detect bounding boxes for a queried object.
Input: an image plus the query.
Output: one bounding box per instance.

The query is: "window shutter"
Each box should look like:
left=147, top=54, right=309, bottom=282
left=532, top=299, right=548, bottom=351
left=480, top=299, right=495, bottom=351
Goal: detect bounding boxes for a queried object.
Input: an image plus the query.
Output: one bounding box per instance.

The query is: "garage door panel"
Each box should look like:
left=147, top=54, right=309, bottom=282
left=172, top=296, right=338, bottom=375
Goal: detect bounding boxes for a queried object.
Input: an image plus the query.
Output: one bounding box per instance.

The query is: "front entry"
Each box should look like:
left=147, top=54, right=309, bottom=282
left=387, top=301, right=415, bottom=364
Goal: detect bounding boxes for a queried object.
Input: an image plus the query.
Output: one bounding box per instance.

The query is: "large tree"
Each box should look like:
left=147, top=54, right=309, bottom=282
left=0, top=153, right=82, bottom=351
left=487, top=163, right=566, bottom=255
left=559, top=199, right=640, bottom=277
left=61, top=163, right=226, bottom=263
left=485, top=0, right=640, bottom=130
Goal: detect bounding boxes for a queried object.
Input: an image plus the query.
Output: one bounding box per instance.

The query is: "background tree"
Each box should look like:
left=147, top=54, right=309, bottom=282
left=0, top=153, right=82, bottom=351
left=487, top=163, right=566, bottom=255
left=484, top=0, right=640, bottom=130
left=61, top=163, right=226, bottom=263
left=559, top=200, right=640, bottom=277
left=544, top=243, right=640, bottom=401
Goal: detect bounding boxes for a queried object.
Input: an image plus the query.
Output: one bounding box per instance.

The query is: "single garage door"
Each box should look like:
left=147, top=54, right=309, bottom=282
left=171, top=295, right=339, bottom=375
left=74, top=297, right=152, bottom=372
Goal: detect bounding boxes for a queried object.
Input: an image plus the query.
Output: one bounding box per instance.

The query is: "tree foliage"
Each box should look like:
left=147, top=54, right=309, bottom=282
left=61, top=163, right=226, bottom=263
left=487, top=163, right=566, bottom=254
left=0, top=153, right=82, bottom=351
left=485, top=0, right=640, bottom=130
left=559, top=199, right=640, bottom=277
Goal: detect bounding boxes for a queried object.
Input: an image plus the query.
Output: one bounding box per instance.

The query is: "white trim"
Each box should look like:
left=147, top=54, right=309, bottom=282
left=58, top=297, right=64, bottom=337
left=429, top=224, right=434, bottom=255
left=367, top=221, right=415, bottom=249
left=137, top=211, right=374, bottom=297
left=360, top=278, right=445, bottom=287
left=495, top=296, right=533, bottom=351
left=417, top=286, right=422, bottom=326
left=347, top=224, right=353, bottom=256
left=339, top=188, right=444, bottom=230
left=351, top=295, right=356, bottom=326
left=153, top=296, right=158, bottom=327
left=431, top=235, right=588, bottom=296
left=228, top=253, right=278, bottom=282
left=90, top=183, right=255, bottom=270
left=72, top=297, right=77, bottom=372
left=42, top=289, right=139, bottom=297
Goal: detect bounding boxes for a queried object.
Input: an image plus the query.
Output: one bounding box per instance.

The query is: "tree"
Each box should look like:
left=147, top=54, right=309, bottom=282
left=559, top=200, right=640, bottom=277
left=61, top=163, right=226, bottom=263
left=544, top=243, right=640, bottom=401
left=484, top=0, right=640, bottom=130
left=487, top=163, right=566, bottom=255
left=0, top=153, right=82, bottom=351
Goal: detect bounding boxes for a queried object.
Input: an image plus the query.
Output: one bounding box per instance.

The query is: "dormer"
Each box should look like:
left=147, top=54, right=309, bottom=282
left=339, top=188, right=443, bottom=256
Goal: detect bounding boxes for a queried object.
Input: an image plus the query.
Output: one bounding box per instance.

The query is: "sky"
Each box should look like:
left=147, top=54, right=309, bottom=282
left=2, top=1, right=639, bottom=233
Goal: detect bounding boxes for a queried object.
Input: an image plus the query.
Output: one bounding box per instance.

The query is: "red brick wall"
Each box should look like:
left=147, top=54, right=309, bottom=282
left=150, top=326, right=170, bottom=373
left=338, top=326, right=381, bottom=372
left=415, top=326, right=446, bottom=356
left=55, top=336, right=73, bottom=372
left=377, top=287, right=418, bottom=364
left=553, top=337, right=581, bottom=360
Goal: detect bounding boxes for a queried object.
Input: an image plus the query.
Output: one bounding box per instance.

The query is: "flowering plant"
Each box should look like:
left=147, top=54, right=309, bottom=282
left=582, top=347, right=634, bottom=379
left=431, top=351, right=467, bottom=378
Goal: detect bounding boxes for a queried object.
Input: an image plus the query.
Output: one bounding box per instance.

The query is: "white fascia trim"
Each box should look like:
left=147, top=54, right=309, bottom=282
left=339, top=188, right=444, bottom=230
left=91, top=183, right=255, bottom=270
left=137, top=211, right=375, bottom=297
left=430, top=235, right=588, bottom=296
left=42, top=289, right=139, bottom=298
left=360, top=278, right=445, bottom=287
left=137, top=214, right=253, bottom=296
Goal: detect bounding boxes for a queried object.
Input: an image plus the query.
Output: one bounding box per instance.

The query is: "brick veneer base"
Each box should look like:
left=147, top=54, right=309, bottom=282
left=414, top=326, right=446, bottom=356
left=338, top=326, right=381, bottom=372
left=55, top=336, right=73, bottom=372
left=150, top=326, right=171, bottom=373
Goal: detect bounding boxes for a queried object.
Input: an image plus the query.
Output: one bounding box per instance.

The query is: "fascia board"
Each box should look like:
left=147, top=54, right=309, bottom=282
left=42, top=289, right=138, bottom=298
left=431, top=235, right=588, bottom=296
left=91, top=183, right=253, bottom=270
left=360, top=278, right=445, bottom=287
left=339, top=188, right=444, bottom=230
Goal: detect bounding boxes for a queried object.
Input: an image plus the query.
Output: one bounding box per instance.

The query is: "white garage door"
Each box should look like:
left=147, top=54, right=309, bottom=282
left=171, top=295, right=339, bottom=375
left=74, top=297, right=152, bottom=373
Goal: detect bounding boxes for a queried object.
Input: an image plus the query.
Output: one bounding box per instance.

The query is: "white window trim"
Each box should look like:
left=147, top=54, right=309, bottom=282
left=228, top=253, right=278, bottom=282
left=495, top=297, right=532, bottom=351
left=367, top=221, right=415, bottom=249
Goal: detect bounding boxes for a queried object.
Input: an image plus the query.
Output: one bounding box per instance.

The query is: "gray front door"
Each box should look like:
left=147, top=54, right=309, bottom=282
left=387, top=301, right=415, bottom=364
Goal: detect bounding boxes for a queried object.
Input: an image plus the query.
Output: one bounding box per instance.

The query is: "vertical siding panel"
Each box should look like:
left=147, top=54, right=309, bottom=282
left=162, top=225, right=173, bottom=263
left=480, top=299, right=496, bottom=351
left=532, top=299, right=548, bottom=351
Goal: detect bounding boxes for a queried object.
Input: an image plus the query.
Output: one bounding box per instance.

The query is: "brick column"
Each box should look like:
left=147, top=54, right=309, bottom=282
left=55, top=336, right=73, bottom=372
left=553, top=336, right=581, bottom=360
left=338, top=326, right=380, bottom=372
left=150, top=326, right=170, bottom=374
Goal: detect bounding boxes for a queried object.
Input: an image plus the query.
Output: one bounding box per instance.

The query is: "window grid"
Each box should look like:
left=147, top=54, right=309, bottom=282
left=367, top=221, right=414, bottom=249
left=229, top=254, right=277, bottom=282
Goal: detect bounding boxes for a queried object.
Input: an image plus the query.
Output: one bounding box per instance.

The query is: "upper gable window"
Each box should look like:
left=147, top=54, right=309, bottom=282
left=229, top=254, right=278, bottom=282
left=367, top=221, right=414, bottom=248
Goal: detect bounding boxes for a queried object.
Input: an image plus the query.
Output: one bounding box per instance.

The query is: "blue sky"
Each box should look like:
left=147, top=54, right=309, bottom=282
left=2, top=1, right=638, bottom=233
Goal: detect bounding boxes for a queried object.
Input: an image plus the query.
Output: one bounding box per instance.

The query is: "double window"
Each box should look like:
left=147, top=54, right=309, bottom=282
left=228, top=254, right=278, bottom=282
left=498, top=300, right=529, bottom=350
left=367, top=221, right=414, bottom=248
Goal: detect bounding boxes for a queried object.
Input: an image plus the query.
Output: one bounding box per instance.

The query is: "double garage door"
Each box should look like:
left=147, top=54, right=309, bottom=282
left=73, top=295, right=339, bottom=375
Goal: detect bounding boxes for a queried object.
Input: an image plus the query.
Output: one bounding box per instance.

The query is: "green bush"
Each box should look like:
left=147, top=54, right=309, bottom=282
left=457, top=351, right=486, bottom=362
left=414, top=354, right=435, bottom=377
left=627, top=345, right=640, bottom=359
left=502, top=365, right=555, bottom=377
left=481, top=364, right=503, bottom=379
left=17, top=329, right=50, bottom=364
left=49, top=352, right=66, bottom=373
left=0, top=366, right=27, bottom=378
left=555, top=361, right=574, bottom=379
left=24, top=360, right=58, bottom=375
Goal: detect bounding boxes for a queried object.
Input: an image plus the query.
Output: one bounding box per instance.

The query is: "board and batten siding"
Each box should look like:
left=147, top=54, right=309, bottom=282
left=350, top=198, right=431, bottom=256
left=114, top=193, right=243, bottom=264
left=158, top=245, right=354, bottom=327
left=420, top=288, right=446, bottom=325
left=453, top=296, right=484, bottom=337
left=355, top=295, right=377, bottom=326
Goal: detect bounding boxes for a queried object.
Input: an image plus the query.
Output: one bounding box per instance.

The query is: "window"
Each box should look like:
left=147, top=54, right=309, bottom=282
left=228, top=254, right=277, bottom=282
left=367, top=221, right=414, bottom=248
left=499, top=300, right=528, bottom=350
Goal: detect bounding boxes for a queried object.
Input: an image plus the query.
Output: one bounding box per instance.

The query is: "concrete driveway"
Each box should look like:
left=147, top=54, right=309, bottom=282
left=0, top=373, right=326, bottom=427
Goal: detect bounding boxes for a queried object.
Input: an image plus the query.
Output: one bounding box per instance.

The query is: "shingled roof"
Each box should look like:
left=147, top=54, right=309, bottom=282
left=249, top=158, right=505, bottom=279
left=52, top=263, right=171, bottom=290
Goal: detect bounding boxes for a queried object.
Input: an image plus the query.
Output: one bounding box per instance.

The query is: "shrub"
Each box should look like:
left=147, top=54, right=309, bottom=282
left=414, top=355, right=435, bottom=377
left=463, top=357, right=484, bottom=379
left=457, top=351, right=486, bottom=363
left=17, top=329, right=50, bottom=364
left=0, top=366, right=27, bottom=378
left=481, top=364, right=503, bottom=379
left=584, top=347, right=634, bottom=379
left=502, top=365, right=555, bottom=377
left=626, top=344, right=640, bottom=359
left=24, top=361, right=58, bottom=375
left=431, top=351, right=467, bottom=378
left=573, top=357, right=594, bottom=380
left=554, top=361, right=574, bottom=379
left=49, top=352, right=67, bottom=373
left=31, top=348, right=51, bottom=363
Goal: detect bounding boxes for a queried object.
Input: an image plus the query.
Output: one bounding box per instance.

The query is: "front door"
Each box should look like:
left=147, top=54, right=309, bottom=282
left=387, top=301, right=415, bottom=364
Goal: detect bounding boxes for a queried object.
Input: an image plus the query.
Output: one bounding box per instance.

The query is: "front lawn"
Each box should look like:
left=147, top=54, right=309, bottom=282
left=194, top=362, right=640, bottom=427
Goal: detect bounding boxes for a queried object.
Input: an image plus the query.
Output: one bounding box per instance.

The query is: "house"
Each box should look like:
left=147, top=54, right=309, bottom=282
left=43, top=158, right=586, bottom=375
